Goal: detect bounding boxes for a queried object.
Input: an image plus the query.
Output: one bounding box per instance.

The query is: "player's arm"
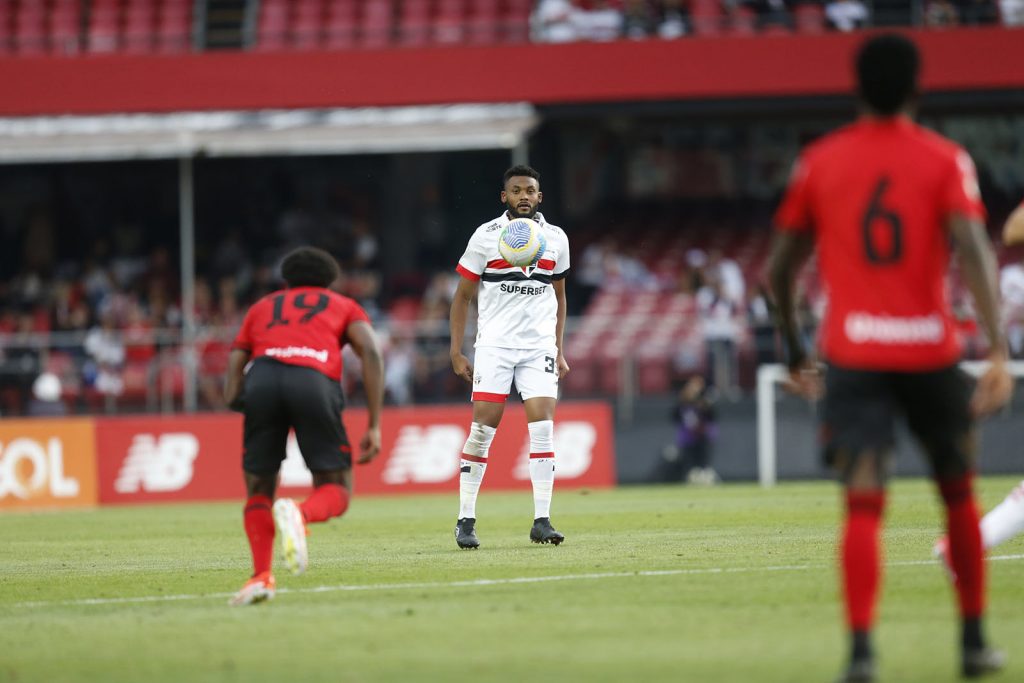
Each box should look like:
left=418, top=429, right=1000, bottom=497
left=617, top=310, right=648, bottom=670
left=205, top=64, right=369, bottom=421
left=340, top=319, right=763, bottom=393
left=949, top=214, right=1013, bottom=416
left=346, top=320, right=384, bottom=464
left=766, top=231, right=820, bottom=398
left=553, top=278, right=570, bottom=378
left=224, top=349, right=251, bottom=412
left=450, top=276, right=478, bottom=383
left=1002, top=203, right=1024, bottom=246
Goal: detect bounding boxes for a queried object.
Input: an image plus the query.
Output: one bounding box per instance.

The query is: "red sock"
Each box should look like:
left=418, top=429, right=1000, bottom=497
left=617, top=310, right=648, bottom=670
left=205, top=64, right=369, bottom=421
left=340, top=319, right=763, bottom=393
left=243, top=495, right=275, bottom=576
left=841, top=490, right=886, bottom=631
left=300, top=484, right=349, bottom=524
left=940, top=474, right=985, bottom=619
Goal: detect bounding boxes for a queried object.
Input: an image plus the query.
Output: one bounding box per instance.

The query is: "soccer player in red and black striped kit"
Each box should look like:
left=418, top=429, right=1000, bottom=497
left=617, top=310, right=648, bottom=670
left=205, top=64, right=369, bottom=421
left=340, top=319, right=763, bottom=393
left=768, top=35, right=1012, bottom=681
left=224, top=247, right=384, bottom=606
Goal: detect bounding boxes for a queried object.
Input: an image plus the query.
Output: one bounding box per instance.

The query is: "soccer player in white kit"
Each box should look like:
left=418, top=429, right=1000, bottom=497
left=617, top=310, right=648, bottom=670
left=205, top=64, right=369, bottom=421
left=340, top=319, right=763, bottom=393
left=937, top=201, right=1024, bottom=564
left=449, top=165, right=571, bottom=549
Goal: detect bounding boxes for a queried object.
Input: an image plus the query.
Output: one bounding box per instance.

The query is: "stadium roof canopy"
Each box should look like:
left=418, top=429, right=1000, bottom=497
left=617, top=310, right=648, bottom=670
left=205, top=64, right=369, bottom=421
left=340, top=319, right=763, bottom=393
left=0, top=103, right=538, bottom=163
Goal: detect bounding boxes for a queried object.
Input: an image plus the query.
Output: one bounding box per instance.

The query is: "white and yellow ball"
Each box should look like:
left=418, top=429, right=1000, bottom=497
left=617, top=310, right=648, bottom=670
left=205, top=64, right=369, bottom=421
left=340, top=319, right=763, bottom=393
left=498, top=218, right=547, bottom=268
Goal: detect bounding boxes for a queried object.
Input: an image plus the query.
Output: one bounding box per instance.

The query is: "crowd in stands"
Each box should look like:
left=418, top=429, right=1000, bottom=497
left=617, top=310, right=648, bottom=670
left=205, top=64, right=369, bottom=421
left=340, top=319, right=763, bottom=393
left=532, top=0, right=1016, bottom=42
left=0, top=0, right=1019, bottom=58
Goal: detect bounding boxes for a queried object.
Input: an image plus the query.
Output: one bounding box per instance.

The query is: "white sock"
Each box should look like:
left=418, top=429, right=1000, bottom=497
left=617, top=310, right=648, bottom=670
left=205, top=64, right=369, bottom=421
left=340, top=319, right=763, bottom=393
left=980, top=480, right=1024, bottom=550
left=528, top=420, right=555, bottom=519
left=459, top=422, right=496, bottom=520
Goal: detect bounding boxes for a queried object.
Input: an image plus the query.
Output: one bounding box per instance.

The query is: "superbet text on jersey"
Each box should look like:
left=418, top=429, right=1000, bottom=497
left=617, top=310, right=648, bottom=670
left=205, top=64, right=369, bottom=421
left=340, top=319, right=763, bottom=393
left=775, top=118, right=986, bottom=371
left=456, top=211, right=570, bottom=351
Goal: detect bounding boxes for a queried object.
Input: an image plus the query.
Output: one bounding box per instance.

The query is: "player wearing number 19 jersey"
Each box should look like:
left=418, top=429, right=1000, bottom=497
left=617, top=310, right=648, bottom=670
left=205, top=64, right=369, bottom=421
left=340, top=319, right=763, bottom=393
left=768, top=35, right=1011, bottom=682
left=225, top=247, right=384, bottom=605
left=449, top=165, right=571, bottom=549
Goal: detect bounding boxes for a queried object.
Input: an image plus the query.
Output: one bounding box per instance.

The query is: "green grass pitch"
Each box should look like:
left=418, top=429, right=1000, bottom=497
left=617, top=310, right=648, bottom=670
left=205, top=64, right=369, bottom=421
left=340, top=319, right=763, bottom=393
left=2, top=477, right=1023, bottom=683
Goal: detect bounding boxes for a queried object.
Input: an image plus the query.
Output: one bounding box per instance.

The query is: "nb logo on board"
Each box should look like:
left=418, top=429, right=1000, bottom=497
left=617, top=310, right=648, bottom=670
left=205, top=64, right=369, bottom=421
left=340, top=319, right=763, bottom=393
left=115, top=433, right=199, bottom=493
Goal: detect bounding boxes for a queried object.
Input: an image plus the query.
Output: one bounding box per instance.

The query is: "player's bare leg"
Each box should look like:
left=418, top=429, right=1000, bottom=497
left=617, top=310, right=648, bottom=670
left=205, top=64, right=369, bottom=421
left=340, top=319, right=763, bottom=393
left=231, top=472, right=279, bottom=606
left=456, top=401, right=504, bottom=549
left=523, top=397, right=563, bottom=546
left=833, top=449, right=887, bottom=683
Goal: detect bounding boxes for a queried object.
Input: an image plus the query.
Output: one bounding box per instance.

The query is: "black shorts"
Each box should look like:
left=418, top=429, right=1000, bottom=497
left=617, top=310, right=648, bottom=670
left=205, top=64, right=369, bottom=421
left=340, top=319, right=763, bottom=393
left=822, top=363, right=973, bottom=477
left=241, top=358, right=352, bottom=476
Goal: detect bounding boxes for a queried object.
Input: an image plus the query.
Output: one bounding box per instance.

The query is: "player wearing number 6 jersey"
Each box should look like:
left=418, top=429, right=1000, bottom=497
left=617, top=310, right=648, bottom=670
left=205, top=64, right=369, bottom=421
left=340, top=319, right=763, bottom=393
left=225, top=247, right=384, bottom=605
left=450, top=164, right=571, bottom=549
left=768, top=35, right=1012, bottom=682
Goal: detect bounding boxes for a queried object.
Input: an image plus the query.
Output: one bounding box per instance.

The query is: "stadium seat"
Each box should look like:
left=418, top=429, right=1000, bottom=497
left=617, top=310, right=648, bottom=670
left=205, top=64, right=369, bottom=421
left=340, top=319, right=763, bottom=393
left=501, top=0, right=531, bottom=43
left=14, top=2, right=47, bottom=55
left=325, top=0, right=358, bottom=49
left=293, top=0, right=325, bottom=49
left=690, top=0, right=723, bottom=36
left=360, top=0, right=394, bottom=48
left=157, top=6, right=192, bottom=53
left=123, top=3, right=157, bottom=54
left=433, top=0, right=465, bottom=44
left=88, top=1, right=121, bottom=53
left=257, top=0, right=290, bottom=50
left=465, top=0, right=500, bottom=45
left=50, top=3, right=83, bottom=55
left=794, top=2, right=826, bottom=34
left=398, top=0, right=431, bottom=47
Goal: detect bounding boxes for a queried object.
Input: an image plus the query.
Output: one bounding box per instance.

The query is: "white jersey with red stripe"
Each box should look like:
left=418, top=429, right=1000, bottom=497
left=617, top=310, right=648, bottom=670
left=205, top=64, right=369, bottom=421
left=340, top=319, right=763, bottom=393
left=456, top=211, right=570, bottom=351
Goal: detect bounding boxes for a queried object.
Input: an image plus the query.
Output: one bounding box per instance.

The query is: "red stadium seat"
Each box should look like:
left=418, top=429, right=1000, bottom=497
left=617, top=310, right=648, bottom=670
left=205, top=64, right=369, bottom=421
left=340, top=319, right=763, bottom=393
left=729, top=6, right=757, bottom=35
left=14, top=3, right=47, bottom=55
left=293, top=0, right=325, bottom=49
left=50, top=4, right=83, bottom=55
left=398, top=0, right=431, bottom=47
left=794, top=3, right=825, bottom=34
left=360, top=0, right=394, bottom=48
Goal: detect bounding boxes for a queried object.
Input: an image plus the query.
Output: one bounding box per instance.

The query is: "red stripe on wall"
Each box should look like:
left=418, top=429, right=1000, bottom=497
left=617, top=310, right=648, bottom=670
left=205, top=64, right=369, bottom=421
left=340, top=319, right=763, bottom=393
left=0, top=29, right=1019, bottom=115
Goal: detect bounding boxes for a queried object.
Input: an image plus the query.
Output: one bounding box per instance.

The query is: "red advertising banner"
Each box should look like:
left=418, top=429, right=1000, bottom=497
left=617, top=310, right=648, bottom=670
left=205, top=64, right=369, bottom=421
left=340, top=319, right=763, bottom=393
left=0, top=28, right=1020, bottom=115
left=93, top=402, right=615, bottom=505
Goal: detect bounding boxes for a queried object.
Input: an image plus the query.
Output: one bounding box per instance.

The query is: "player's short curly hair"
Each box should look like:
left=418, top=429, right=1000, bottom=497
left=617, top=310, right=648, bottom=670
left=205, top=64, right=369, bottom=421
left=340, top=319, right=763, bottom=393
left=856, top=34, right=919, bottom=116
left=280, top=247, right=342, bottom=289
left=503, top=164, right=540, bottom=189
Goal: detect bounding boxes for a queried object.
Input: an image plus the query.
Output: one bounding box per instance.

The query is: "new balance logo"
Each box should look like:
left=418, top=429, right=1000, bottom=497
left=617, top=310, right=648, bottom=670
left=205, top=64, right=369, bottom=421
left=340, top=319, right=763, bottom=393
left=115, top=433, right=199, bottom=493
left=382, top=425, right=466, bottom=484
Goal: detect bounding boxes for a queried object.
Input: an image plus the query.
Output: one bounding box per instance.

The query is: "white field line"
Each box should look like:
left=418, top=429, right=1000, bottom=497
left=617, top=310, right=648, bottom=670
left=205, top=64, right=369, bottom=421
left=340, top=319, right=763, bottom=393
left=12, top=554, right=1024, bottom=610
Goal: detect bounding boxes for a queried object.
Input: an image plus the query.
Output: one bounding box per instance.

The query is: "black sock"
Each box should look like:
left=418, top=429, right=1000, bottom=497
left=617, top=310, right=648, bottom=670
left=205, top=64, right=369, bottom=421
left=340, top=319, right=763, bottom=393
left=962, top=618, right=984, bottom=651
left=851, top=630, right=872, bottom=662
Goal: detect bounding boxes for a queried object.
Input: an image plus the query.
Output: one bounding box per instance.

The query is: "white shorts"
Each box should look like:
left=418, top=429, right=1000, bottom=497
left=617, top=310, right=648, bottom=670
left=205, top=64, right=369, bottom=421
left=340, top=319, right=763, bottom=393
left=471, top=346, right=559, bottom=403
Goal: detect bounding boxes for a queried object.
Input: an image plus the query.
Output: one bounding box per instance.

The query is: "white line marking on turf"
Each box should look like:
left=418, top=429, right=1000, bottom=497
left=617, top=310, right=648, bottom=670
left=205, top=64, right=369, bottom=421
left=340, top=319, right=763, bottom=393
left=14, top=554, right=1024, bottom=609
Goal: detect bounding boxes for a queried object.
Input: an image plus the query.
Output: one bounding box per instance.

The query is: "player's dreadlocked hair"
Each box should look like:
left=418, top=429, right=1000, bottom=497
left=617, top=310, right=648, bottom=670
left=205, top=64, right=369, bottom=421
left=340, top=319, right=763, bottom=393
left=280, top=247, right=342, bottom=289
left=856, top=34, right=919, bottom=116
left=503, top=164, right=540, bottom=189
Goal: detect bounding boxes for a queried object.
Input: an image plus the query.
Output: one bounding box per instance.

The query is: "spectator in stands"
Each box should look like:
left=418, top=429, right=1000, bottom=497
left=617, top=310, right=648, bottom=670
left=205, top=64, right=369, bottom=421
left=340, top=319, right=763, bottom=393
left=575, top=239, right=610, bottom=311
left=26, top=372, right=67, bottom=417
left=0, top=308, right=43, bottom=414
left=1001, top=0, right=1024, bottom=24
left=957, top=0, right=1000, bottom=23
left=825, top=0, right=869, bottom=30
left=623, top=0, right=657, bottom=38
left=533, top=0, right=582, bottom=42
left=925, top=0, right=961, bottom=25
left=657, top=0, right=689, bottom=38
left=699, top=280, right=740, bottom=396
left=384, top=335, right=416, bottom=405
left=745, top=0, right=794, bottom=29
left=1000, top=254, right=1024, bottom=357
left=577, top=0, right=626, bottom=40
left=83, top=303, right=126, bottom=398
left=707, top=248, right=745, bottom=306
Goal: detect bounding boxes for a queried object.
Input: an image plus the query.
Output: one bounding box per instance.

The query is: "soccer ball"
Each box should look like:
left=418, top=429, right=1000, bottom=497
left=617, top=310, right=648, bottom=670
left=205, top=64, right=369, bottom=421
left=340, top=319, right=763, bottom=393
left=498, top=218, right=547, bottom=268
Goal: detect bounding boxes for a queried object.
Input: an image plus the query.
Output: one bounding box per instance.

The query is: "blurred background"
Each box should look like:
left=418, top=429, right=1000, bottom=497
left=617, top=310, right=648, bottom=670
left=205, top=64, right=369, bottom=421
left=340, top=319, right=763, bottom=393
left=0, top=0, right=1021, bottom=484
